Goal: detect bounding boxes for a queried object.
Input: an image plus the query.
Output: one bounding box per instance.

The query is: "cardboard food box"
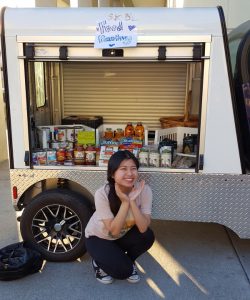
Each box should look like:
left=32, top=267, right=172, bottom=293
left=99, top=145, right=119, bottom=166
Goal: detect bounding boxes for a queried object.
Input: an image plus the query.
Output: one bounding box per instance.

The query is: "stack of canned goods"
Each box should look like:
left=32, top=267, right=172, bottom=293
left=50, top=126, right=77, bottom=149
left=34, top=126, right=97, bottom=166
left=32, top=145, right=97, bottom=166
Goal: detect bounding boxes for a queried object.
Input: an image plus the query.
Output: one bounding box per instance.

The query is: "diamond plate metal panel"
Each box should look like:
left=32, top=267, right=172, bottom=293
left=10, top=169, right=250, bottom=238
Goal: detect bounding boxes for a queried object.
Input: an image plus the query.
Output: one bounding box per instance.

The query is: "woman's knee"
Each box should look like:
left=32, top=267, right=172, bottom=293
left=110, top=261, right=133, bottom=280
left=142, top=227, right=155, bottom=249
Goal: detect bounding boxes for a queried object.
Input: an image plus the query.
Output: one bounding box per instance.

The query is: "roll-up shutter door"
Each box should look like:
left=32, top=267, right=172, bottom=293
left=62, top=62, right=187, bottom=129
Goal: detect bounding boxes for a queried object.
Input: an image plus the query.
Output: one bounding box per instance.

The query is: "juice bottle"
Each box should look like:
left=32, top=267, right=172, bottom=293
left=134, top=122, right=144, bottom=140
left=114, top=128, right=124, bottom=139
left=125, top=123, right=134, bottom=137
left=104, top=128, right=113, bottom=139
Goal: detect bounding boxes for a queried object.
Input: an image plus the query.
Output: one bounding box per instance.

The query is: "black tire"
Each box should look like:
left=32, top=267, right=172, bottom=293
left=20, top=189, right=93, bottom=262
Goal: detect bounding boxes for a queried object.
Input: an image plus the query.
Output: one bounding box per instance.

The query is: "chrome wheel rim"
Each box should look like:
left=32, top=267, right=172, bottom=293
left=32, top=204, right=82, bottom=254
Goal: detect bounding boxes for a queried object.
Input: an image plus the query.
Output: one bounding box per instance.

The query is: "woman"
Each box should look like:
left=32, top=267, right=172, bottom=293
left=85, top=150, right=155, bottom=284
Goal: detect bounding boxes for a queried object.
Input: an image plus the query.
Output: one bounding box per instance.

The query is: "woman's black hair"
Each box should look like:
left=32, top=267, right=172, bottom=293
left=106, top=150, right=139, bottom=216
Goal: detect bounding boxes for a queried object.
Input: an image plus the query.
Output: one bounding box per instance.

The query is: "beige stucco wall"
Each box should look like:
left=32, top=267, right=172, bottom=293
left=182, top=0, right=250, bottom=30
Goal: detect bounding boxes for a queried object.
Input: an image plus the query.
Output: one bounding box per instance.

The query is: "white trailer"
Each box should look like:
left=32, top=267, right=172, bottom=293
left=1, top=6, right=250, bottom=261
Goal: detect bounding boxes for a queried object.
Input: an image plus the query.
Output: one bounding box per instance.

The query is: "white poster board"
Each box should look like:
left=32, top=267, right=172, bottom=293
left=94, top=13, right=137, bottom=49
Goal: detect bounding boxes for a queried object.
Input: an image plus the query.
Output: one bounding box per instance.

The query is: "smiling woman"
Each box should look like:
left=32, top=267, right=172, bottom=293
left=84, top=150, right=155, bottom=284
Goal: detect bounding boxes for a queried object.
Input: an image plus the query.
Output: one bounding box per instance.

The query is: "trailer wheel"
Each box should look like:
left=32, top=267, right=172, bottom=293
left=20, top=189, right=93, bottom=262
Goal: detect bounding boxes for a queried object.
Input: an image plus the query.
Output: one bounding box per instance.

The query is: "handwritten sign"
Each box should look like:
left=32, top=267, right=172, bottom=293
left=77, top=131, right=95, bottom=145
left=94, top=13, right=137, bottom=49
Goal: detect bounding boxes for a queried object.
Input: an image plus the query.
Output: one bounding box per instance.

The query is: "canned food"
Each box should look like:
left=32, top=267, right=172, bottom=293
left=66, top=128, right=75, bottom=142
left=36, top=151, right=47, bottom=165
left=46, top=149, right=57, bottom=165
left=58, top=141, right=68, bottom=148
left=57, top=128, right=66, bottom=141
left=54, top=127, right=58, bottom=140
left=66, top=141, right=74, bottom=149
left=75, top=127, right=84, bottom=141
left=50, top=141, right=60, bottom=149
left=56, top=148, right=66, bottom=164
left=32, top=151, right=38, bottom=165
left=38, top=127, right=51, bottom=148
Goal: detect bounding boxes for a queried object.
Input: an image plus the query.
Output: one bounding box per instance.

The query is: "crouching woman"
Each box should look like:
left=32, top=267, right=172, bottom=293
left=85, top=150, right=155, bottom=284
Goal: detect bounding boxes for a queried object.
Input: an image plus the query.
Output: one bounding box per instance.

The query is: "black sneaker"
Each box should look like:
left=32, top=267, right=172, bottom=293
left=92, top=259, right=113, bottom=284
left=127, top=264, right=140, bottom=283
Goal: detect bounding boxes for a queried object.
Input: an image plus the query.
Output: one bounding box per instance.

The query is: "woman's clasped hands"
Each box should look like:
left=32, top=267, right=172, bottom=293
left=115, top=180, right=145, bottom=203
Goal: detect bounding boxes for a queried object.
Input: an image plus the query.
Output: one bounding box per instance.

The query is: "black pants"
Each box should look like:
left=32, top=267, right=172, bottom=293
left=85, top=226, right=155, bottom=280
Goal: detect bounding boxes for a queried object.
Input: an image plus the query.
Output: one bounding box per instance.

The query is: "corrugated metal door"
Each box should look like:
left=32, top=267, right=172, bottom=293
left=62, top=62, right=187, bottom=129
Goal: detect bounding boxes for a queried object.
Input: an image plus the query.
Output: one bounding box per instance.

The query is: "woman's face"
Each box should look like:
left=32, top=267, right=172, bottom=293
left=113, top=159, right=138, bottom=191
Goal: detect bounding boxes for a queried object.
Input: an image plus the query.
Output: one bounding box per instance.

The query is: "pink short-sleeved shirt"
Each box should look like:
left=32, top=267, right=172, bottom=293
left=85, top=182, right=152, bottom=240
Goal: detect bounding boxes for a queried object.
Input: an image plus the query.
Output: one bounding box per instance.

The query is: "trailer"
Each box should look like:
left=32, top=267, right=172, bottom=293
left=1, top=6, right=250, bottom=261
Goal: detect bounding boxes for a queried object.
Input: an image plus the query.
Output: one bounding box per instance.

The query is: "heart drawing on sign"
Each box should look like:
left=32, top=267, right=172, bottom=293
left=109, top=44, right=115, bottom=47
left=128, top=25, right=136, bottom=31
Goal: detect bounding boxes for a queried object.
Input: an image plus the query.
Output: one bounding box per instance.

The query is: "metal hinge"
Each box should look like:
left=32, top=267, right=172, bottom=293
left=199, top=154, right=204, bottom=170
left=24, top=151, right=30, bottom=166
left=158, top=46, right=166, bottom=60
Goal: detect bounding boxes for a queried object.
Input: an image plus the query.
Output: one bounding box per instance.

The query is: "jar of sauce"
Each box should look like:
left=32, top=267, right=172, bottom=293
left=65, top=147, right=74, bottom=161
left=125, top=123, right=134, bottom=137
left=56, top=148, right=66, bottom=165
left=74, top=144, right=85, bottom=165
left=85, top=145, right=96, bottom=165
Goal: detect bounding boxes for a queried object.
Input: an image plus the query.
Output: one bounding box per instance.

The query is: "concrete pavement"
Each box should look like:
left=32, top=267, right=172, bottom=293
left=0, top=161, right=250, bottom=300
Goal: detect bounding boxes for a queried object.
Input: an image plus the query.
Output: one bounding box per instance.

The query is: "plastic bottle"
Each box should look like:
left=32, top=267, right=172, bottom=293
left=125, top=123, right=134, bottom=137
left=134, top=122, right=144, bottom=140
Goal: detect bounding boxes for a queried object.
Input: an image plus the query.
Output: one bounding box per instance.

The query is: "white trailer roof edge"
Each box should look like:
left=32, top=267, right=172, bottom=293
left=4, top=7, right=222, bottom=38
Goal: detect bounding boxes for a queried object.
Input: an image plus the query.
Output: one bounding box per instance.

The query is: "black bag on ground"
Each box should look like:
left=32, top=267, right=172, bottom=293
left=0, top=242, right=44, bottom=281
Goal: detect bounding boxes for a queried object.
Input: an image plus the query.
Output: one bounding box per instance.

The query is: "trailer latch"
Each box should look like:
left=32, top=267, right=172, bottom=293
left=158, top=46, right=166, bottom=60
left=102, top=49, right=124, bottom=57
left=193, top=44, right=203, bottom=60
left=59, top=46, right=68, bottom=60
left=24, top=44, right=35, bottom=59
left=24, top=151, right=30, bottom=166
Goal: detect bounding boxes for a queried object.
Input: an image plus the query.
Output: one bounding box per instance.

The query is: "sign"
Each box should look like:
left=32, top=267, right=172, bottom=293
left=94, top=13, right=137, bottom=49
left=77, top=131, right=95, bottom=145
